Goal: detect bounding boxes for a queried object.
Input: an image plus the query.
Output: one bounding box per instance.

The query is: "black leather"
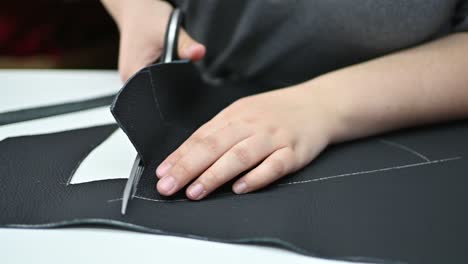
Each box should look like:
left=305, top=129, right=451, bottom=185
left=1, top=61, right=468, bottom=264
left=0, top=94, right=116, bottom=126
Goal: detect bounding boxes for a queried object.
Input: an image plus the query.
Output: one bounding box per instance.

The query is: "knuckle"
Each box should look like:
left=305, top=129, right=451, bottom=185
left=243, top=116, right=258, bottom=124
left=232, top=146, right=252, bottom=166
left=223, top=120, right=234, bottom=129
left=276, top=130, right=296, bottom=147
left=201, top=136, right=221, bottom=153
left=203, top=169, right=223, bottom=184
left=166, top=152, right=182, bottom=164
left=269, top=148, right=296, bottom=176
left=274, top=127, right=289, bottom=138
left=189, top=134, right=204, bottom=145
left=183, top=135, right=203, bottom=150
left=268, top=159, right=286, bottom=176
left=266, top=125, right=279, bottom=135
left=173, top=161, right=193, bottom=178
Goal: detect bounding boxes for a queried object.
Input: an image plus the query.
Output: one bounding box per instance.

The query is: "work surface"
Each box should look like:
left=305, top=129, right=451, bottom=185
left=0, top=70, right=347, bottom=264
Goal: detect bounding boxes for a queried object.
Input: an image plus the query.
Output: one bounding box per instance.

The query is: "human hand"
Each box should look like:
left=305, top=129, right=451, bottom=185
left=155, top=84, right=339, bottom=200
left=101, top=0, right=206, bottom=81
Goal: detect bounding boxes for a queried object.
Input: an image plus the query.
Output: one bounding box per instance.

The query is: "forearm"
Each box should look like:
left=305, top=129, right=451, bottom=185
left=308, top=33, right=468, bottom=143
left=101, top=0, right=169, bottom=30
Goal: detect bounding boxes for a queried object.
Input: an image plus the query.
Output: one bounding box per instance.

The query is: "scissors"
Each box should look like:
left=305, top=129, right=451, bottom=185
left=121, top=8, right=183, bottom=215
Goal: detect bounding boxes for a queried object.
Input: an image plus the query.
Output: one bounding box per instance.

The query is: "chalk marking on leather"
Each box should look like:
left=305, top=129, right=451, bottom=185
left=107, top=195, right=189, bottom=203
left=146, top=70, right=166, bottom=122
left=106, top=157, right=462, bottom=203
left=130, top=191, right=238, bottom=203
left=279, top=156, right=462, bottom=186
left=107, top=191, right=239, bottom=203
left=107, top=198, right=123, bottom=203
left=135, top=195, right=189, bottom=202
left=379, top=139, right=430, bottom=162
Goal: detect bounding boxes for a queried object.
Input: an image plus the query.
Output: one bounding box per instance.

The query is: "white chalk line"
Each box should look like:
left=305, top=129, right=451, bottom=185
left=379, top=139, right=430, bottom=162
left=107, top=156, right=462, bottom=203
left=107, top=195, right=189, bottom=203
left=278, top=156, right=462, bottom=186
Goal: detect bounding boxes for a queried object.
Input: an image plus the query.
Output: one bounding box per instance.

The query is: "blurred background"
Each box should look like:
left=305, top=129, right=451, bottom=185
left=0, top=1, right=119, bottom=69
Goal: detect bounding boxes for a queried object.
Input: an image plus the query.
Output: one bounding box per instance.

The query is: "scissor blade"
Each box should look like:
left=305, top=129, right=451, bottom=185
left=121, top=8, right=182, bottom=215
left=121, top=155, right=143, bottom=215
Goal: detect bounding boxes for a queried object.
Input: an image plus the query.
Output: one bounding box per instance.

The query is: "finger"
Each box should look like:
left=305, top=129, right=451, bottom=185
left=156, top=119, right=225, bottom=178
left=177, top=28, right=206, bottom=61
left=156, top=103, right=234, bottom=178
left=156, top=123, right=252, bottom=196
left=186, top=135, right=277, bottom=200
left=232, top=147, right=297, bottom=194
left=118, top=33, right=162, bottom=82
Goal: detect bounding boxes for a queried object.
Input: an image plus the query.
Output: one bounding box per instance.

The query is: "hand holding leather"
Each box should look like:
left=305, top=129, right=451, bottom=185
left=156, top=84, right=337, bottom=199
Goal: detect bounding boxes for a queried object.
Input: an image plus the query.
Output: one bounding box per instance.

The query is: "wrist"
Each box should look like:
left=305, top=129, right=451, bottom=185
left=297, top=77, right=355, bottom=145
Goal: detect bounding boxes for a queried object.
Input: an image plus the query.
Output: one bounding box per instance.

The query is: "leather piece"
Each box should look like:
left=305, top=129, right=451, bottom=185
left=1, top=61, right=468, bottom=263
left=0, top=94, right=116, bottom=126
left=0, top=125, right=120, bottom=222
left=111, top=61, right=266, bottom=165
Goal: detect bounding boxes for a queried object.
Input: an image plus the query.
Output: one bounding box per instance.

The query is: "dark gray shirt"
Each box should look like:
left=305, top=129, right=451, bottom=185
left=173, top=0, right=468, bottom=88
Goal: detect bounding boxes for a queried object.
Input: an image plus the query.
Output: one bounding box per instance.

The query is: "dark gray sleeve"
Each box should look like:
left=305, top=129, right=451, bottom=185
left=453, top=0, right=468, bottom=32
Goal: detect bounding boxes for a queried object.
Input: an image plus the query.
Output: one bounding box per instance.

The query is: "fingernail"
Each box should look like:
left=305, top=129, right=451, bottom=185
left=233, top=182, right=247, bottom=194
left=156, top=163, right=172, bottom=178
left=188, top=183, right=205, bottom=199
left=158, top=176, right=176, bottom=194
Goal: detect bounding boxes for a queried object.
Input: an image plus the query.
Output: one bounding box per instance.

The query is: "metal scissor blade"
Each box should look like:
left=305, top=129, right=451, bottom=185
left=120, top=8, right=183, bottom=215
left=121, top=155, right=144, bottom=215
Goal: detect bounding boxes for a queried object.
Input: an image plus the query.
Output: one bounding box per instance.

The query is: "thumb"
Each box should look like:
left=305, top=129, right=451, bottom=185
left=177, top=29, right=206, bottom=61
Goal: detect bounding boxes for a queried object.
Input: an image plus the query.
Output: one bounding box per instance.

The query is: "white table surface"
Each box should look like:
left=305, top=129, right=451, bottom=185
left=0, top=70, right=354, bottom=264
